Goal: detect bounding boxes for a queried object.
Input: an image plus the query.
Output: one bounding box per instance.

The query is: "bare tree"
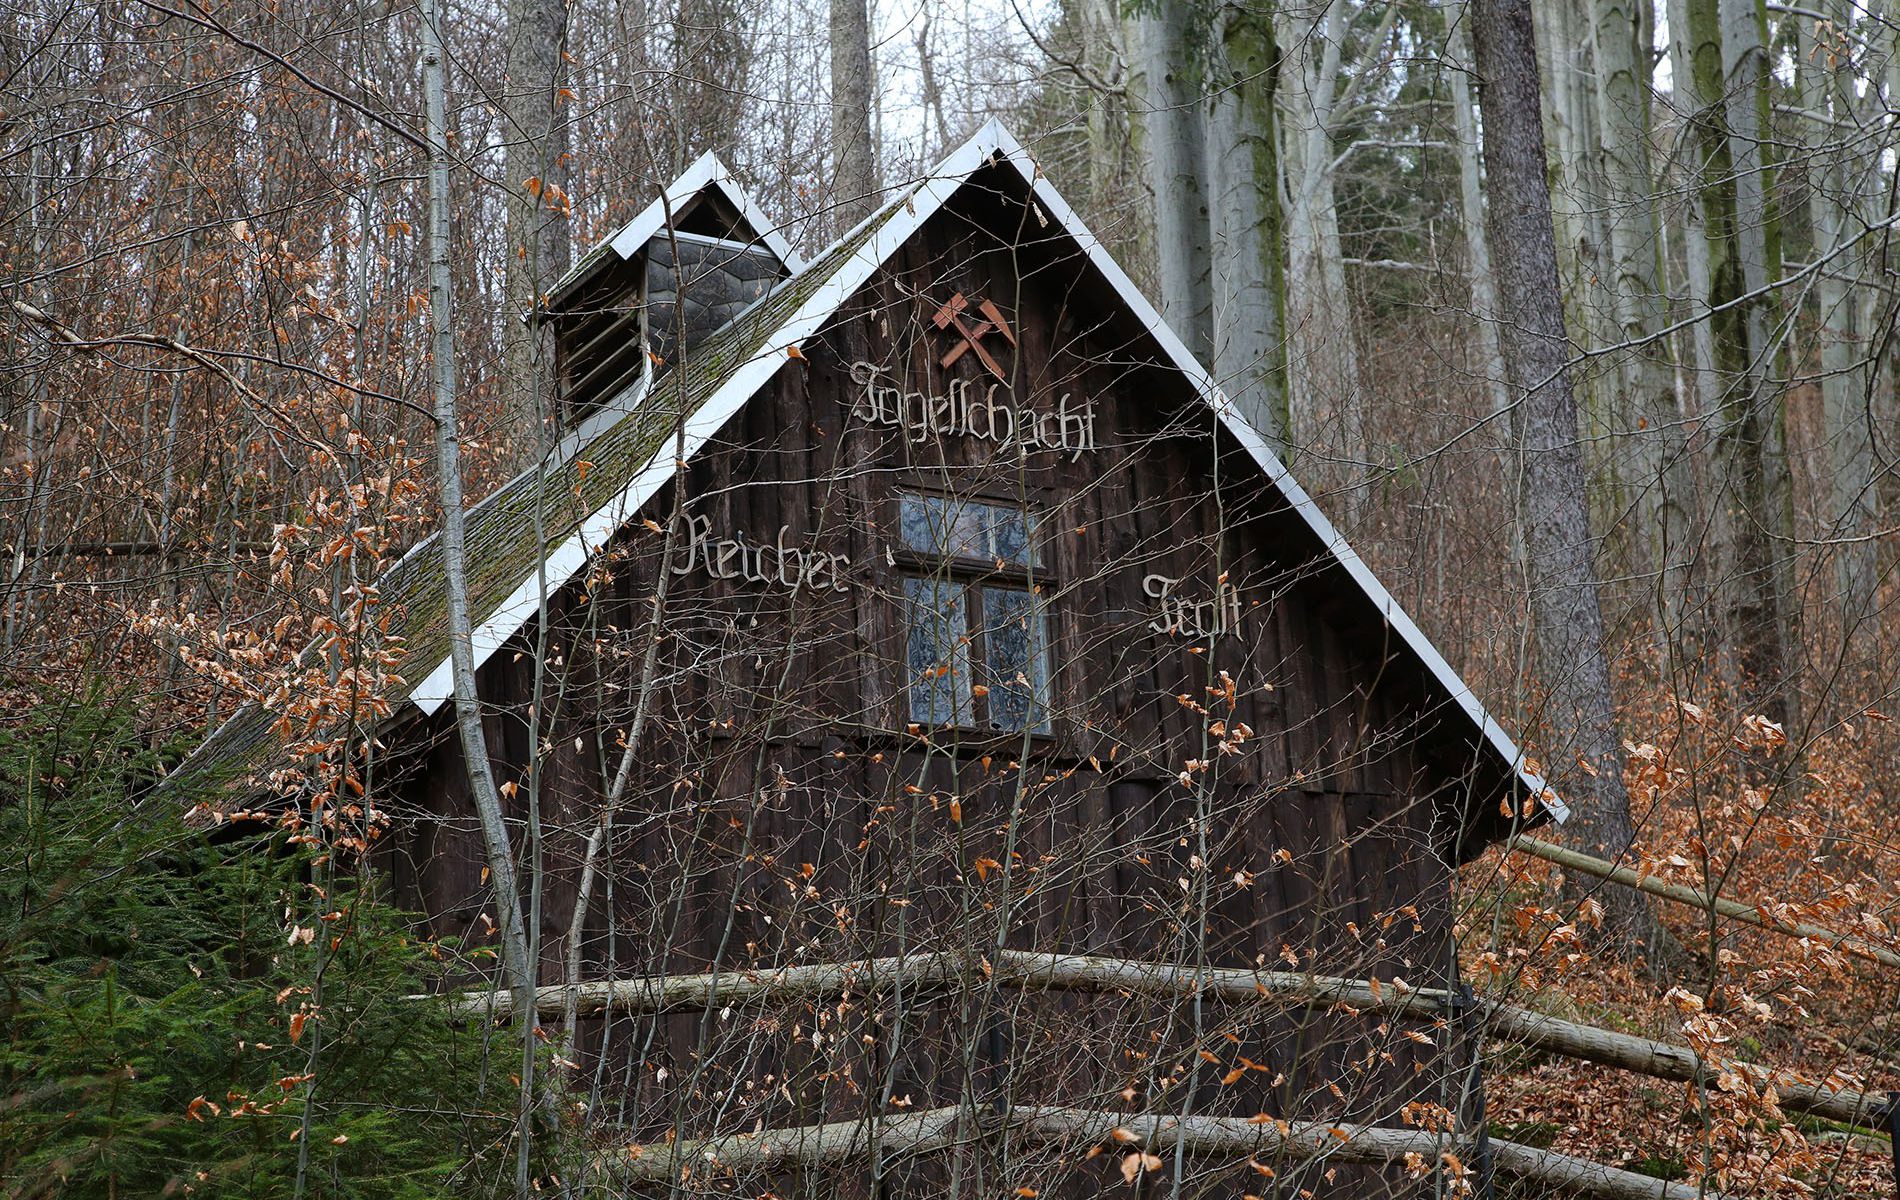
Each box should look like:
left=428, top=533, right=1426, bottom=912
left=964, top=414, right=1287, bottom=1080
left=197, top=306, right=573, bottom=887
left=421, top=2, right=538, bottom=1189
left=831, top=0, right=879, bottom=226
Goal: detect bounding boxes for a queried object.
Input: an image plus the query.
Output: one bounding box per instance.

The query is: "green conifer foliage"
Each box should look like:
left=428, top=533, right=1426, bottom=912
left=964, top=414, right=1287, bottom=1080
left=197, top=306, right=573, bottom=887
left=0, top=691, right=516, bottom=1198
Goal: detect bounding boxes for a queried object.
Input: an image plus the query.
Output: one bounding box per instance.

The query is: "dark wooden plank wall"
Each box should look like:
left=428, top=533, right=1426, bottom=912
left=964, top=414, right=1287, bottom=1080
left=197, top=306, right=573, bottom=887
left=387, top=184, right=1485, bottom=1198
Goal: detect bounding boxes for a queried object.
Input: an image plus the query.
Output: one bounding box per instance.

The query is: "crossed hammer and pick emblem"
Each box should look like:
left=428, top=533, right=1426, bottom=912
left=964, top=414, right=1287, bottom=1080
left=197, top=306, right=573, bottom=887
left=930, top=292, right=1017, bottom=381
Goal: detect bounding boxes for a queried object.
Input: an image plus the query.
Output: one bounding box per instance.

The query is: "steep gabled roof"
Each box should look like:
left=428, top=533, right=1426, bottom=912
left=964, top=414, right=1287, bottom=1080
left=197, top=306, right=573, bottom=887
left=170, top=121, right=1565, bottom=834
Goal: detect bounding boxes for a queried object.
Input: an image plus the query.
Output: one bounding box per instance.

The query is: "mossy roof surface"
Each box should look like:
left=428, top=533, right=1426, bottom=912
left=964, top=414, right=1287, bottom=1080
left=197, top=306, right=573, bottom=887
left=166, top=209, right=896, bottom=801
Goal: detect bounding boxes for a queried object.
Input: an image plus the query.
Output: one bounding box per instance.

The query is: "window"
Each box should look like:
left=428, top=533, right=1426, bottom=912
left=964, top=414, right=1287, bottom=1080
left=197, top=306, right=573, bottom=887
left=897, top=493, right=1052, bottom=734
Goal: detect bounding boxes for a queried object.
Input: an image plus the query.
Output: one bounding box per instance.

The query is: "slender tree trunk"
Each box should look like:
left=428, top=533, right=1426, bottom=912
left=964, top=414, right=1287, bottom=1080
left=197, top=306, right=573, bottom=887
left=1665, top=0, right=1721, bottom=643
left=830, top=0, right=878, bottom=227
left=502, top=0, right=570, bottom=445
left=422, top=0, right=533, bottom=995
left=1445, top=3, right=1508, bottom=419
left=915, top=6, right=950, bottom=150
left=1798, top=4, right=1880, bottom=622
left=1471, top=0, right=1665, bottom=961
left=1203, top=3, right=1288, bottom=451
left=420, top=7, right=538, bottom=1185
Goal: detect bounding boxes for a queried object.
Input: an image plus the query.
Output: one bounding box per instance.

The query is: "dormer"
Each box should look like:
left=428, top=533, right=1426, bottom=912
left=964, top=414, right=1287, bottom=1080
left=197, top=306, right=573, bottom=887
left=541, top=154, right=800, bottom=426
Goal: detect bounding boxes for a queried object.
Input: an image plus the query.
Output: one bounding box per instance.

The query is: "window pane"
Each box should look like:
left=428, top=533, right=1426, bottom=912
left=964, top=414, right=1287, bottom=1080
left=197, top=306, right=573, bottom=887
left=899, top=493, right=1037, bottom=566
left=980, top=587, right=1051, bottom=733
left=904, top=577, right=972, bottom=726
left=982, top=505, right=1036, bottom=567
left=899, top=494, right=951, bottom=556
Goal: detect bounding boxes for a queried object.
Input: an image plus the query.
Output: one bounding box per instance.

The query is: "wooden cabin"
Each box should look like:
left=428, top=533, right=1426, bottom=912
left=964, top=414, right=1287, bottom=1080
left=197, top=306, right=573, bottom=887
left=176, top=124, right=1565, bottom=1197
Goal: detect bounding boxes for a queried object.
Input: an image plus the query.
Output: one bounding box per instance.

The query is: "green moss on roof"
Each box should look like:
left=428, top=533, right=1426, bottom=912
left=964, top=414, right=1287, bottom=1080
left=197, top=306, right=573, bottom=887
left=164, top=207, right=899, bottom=802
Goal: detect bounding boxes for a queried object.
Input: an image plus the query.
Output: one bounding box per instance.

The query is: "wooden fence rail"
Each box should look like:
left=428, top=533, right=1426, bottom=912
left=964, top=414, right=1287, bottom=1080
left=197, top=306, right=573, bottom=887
left=601, top=1103, right=1730, bottom=1200
left=439, top=948, right=1884, bottom=1128
left=1506, top=834, right=1900, bottom=971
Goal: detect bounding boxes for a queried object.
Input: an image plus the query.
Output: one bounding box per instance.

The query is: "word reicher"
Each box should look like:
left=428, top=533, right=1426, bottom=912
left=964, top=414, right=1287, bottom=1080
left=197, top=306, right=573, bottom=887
left=848, top=361, right=1097, bottom=460
left=1144, top=573, right=1244, bottom=639
left=670, top=512, right=851, bottom=593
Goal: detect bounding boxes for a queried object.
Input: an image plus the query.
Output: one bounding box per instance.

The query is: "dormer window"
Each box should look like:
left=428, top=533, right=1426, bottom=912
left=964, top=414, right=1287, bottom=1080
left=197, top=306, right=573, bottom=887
left=896, top=492, right=1052, bottom=734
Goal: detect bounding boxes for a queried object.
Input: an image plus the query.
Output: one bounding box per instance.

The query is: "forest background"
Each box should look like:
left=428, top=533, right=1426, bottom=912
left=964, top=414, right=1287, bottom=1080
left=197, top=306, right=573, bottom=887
left=3, top=0, right=1899, bottom=1195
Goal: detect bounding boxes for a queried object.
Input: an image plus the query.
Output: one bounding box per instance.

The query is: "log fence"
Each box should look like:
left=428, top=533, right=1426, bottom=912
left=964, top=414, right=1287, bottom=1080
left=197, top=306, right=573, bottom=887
left=426, top=835, right=1894, bottom=1198
left=443, top=948, right=1884, bottom=1129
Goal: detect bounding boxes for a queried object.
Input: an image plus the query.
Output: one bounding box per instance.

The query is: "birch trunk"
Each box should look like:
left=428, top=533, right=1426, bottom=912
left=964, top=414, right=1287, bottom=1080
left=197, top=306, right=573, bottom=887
left=1275, top=0, right=1364, bottom=512
left=1128, top=0, right=1213, bottom=362
left=830, top=0, right=879, bottom=226
left=1204, top=3, right=1288, bottom=450
left=1471, top=0, right=1665, bottom=960
left=420, top=0, right=536, bottom=1022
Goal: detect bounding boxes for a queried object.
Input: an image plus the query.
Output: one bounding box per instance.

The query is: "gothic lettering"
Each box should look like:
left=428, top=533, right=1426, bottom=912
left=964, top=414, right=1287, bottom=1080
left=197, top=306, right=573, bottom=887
left=1143, top=573, right=1244, bottom=639
left=671, top=512, right=851, bottom=594
left=848, top=361, right=1097, bottom=460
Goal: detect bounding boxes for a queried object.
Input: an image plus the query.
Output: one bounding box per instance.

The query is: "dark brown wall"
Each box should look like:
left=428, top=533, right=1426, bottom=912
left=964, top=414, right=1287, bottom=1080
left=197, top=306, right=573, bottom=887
left=387, top=185, right=1489, bottom=1197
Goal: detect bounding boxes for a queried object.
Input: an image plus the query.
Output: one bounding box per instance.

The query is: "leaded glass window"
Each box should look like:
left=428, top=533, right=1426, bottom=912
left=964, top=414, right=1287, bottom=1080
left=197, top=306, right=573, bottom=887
left=903, top=577, right=973, bottom=726
left=896, top=492, right=1052, bottom=734
left=899, top=494, right=1039, bottom=567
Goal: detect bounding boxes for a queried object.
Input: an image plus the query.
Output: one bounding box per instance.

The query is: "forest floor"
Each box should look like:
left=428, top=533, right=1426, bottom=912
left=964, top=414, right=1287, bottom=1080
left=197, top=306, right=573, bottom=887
left=1464, top=685, right=1897, bottom=1197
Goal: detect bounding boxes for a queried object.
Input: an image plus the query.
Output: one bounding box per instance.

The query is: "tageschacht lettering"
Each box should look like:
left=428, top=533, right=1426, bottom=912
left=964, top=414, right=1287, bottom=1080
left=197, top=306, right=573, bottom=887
left=847, top=361, right=1096, bottom=460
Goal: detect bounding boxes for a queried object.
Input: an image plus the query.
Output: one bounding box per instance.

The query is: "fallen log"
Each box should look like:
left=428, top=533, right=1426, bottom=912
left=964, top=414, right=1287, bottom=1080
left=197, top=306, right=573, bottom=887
left=1482, top=1002, right=1883, bottom=1129
left=1506, top=834, right=1900, bottom=971
left=435, top=949, right=1883, bottom=1128
left=439, top=949, right=1444, bottom=1022
left=603, top=1104, right=1729, bottom=1200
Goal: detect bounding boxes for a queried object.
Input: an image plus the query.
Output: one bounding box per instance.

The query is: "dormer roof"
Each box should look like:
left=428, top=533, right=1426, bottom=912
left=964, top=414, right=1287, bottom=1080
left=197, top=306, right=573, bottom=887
left=546, top=151, right=802, bottom=311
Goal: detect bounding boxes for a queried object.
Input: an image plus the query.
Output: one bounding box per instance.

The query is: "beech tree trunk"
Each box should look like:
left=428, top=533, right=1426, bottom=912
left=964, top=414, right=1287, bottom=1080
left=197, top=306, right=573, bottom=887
left=1589, top=0, right=1697, bottom=629
left=1532, top=0, right=1629, bottom=571
left=1470, top=0, right=1662, bottom=961
left=1445, top=3, right=1508, bottom=419
left=501, top=0, right=570, bottom=446
left=829, top=0, right=878, bottom=227
left=1680, top=0, right=1796, bottom=723
left=1128, top=0, right=1213, bottom=363
left=1798, top=3, right=1881, bottom=622
left=1203, top=4, right=1288, bottom=450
